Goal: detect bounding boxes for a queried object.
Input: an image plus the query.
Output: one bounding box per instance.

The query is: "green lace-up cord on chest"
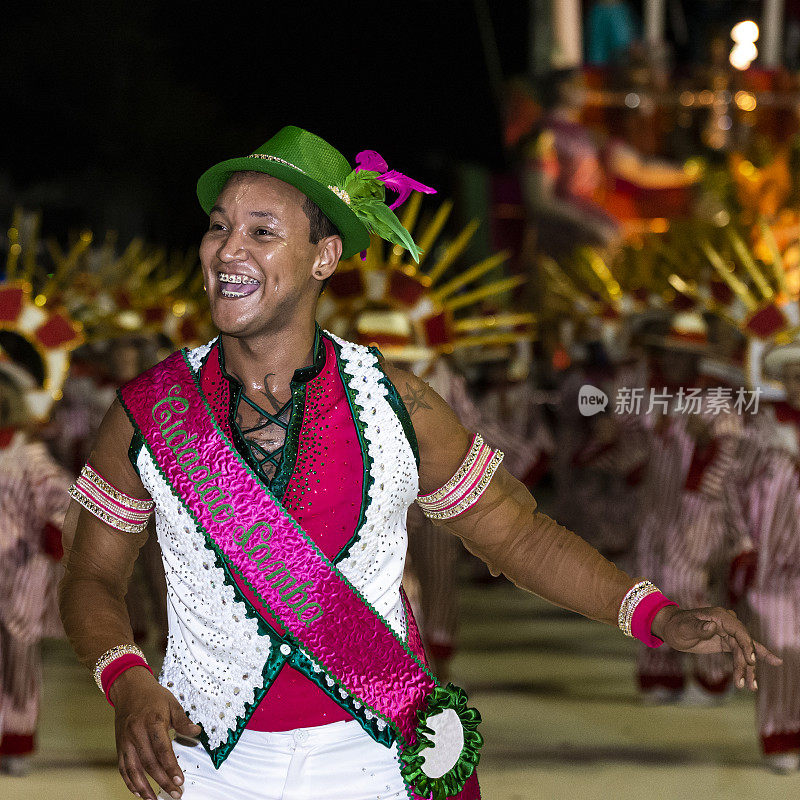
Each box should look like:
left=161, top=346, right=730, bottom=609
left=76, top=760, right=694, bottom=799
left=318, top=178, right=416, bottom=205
left=236, top=392, right=293, bottom=481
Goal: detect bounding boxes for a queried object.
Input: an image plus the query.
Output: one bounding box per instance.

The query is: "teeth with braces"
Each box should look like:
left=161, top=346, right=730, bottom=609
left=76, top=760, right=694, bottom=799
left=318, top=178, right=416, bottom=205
left=219, top=273, right=259, bottom=285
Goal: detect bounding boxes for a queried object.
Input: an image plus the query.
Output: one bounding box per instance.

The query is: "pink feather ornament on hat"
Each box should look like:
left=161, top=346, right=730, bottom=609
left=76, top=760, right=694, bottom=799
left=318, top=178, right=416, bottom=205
left=351, top=150, right=436, bottom=261
left=354, top=150, right=436, bottom=211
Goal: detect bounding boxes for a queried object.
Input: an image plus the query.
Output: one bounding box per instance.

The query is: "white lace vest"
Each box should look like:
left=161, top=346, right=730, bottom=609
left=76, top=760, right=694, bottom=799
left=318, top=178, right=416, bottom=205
left=134, top=336, right=418, bottom=750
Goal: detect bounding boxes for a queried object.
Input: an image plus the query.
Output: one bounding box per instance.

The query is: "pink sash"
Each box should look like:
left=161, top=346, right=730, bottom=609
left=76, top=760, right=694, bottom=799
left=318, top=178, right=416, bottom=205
left=120, top=351, right=435, bottom=745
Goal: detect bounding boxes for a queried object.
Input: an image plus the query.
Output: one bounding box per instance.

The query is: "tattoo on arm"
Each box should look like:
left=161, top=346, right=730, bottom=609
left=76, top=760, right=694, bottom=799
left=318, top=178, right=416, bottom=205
left=401, top=381, right=433, bottom=416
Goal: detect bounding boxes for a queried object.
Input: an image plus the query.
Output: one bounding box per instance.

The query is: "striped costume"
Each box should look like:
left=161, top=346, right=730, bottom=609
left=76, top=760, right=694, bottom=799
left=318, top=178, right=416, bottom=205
left=730, top=402, right=800, bottom=754
left=570, top=357, right=650, bottom=559
left=635, top=389, right=739, bottom=696
left=0, top=431, right=70, bottom=759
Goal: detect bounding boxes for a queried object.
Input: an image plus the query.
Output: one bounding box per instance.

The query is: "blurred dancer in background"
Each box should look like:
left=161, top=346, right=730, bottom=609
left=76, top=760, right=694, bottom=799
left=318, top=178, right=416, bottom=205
left=552, top=337, right=617, bottom=544
left=404, top=356, right=483, bottom=683
left=475, top=347, right=555, bottom=490
left=567, top=318, right=649, bottom=561
left=727, top=341, right=800, bottom=772
left=0, top=359, right=71, bottom=775
left=635, top=313, right=736, bottom=703
left=405, top=350, right=548, bottom=681
left=518, top=69, right=621, bottom=259
left=45, top=349, right=110, bottom=477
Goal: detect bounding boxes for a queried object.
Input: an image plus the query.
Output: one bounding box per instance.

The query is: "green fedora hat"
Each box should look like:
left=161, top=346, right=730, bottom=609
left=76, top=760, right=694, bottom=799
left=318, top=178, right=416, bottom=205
left=197, top=126, right=369, bottom=259
left=197, top=126, right=434, bottom=261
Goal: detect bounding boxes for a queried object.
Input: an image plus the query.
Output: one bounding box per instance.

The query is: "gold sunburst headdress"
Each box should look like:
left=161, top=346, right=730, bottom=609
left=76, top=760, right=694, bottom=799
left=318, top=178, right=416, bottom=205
left=551, top=217, right=800, bottom=393
left=9, top=209, right=213, bottom=352
left=3, top=208, right=214, bottom=417
left=317, top=192, right=536, bottom=369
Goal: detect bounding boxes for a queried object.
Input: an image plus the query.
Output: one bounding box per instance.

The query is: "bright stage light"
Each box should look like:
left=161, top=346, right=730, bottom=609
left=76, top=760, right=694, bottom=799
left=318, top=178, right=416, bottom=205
left=730, top=42, right=758, bottom=70
left=730, top=19, right=759, bottom=69
left=735, top=91, right=757, bottom=111
left=736, top=41, right=758, bottom=61
left=731, top=20, right=759, bottom=44
left=730, top=50, right=751, bottom=70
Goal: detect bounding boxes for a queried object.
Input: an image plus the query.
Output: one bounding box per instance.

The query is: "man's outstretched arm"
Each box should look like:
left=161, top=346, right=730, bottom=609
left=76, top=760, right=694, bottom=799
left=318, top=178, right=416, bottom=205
left=386, top=365, right=780, bottom=691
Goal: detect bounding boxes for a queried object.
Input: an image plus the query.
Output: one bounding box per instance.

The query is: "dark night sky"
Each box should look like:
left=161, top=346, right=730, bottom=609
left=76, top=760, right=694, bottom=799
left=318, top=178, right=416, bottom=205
left=4, top=1, right=763, bottom=249
left=3, top=1, right=529, bottom=248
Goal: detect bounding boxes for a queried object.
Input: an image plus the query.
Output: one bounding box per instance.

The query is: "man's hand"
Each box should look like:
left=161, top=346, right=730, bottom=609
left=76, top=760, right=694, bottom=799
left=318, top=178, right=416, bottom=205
left=652, top=606, right=782, bottom=691
left=111, top=666, right=202, bottom=800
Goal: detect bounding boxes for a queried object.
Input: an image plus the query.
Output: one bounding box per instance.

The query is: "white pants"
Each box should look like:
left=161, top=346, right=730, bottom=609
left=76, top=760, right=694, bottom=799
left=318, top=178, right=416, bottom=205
left=161, top=720, right=408, bottom=800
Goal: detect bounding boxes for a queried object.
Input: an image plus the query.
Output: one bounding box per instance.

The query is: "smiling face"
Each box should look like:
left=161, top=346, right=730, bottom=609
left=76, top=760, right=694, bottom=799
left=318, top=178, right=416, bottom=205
left=199, top=172, right=341, bottom=339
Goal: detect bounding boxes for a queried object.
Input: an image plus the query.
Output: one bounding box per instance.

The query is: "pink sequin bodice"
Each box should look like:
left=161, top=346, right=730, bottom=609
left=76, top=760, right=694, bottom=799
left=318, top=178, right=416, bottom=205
left=201, top=337, right=366, bottom=730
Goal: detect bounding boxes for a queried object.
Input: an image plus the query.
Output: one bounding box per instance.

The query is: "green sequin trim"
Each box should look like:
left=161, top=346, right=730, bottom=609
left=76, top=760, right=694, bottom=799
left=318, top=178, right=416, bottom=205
left=216, top=330, right=322, bottom=501
left=326, top=334, right=375, bottom=565
left=368, top=346, right=421, bottom=469
left=288, top=649, right=394, bottom=748
left=126, top=425, right=145, bottom=475
left=268, top=380, right=306, bottom=501
left=198, top=636, right=287, bottom=768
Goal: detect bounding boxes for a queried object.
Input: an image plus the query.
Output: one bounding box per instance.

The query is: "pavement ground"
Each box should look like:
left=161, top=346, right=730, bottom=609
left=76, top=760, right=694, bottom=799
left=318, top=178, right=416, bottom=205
left=3, top=581, right=797, bottom=800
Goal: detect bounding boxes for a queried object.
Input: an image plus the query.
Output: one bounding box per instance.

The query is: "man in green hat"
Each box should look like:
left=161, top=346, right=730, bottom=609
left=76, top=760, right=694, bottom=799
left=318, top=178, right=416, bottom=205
left=60, top=126, right=778, bottom=800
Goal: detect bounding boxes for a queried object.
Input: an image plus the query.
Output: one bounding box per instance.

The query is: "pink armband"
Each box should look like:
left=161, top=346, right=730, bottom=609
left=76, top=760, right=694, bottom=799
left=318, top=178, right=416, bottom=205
left=416, top=434, right=504, bottom=520
left=69, top=463, right=154, bottom=533
left=618, top=580, right=678, bottom=648
left=631, top=591, right=677, bottom=648
left=94, top=645, right=153, bottom=705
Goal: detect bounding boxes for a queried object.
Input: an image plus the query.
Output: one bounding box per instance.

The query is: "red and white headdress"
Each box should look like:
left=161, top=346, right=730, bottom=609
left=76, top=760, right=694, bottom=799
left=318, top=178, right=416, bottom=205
left=0, top=280, right=83, bottom=420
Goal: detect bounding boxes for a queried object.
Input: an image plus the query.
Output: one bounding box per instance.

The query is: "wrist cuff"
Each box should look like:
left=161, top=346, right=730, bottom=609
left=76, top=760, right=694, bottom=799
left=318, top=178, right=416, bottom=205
left=101, top=655, right=153, bottom=705
left=632, top=592, right=678, bottom=648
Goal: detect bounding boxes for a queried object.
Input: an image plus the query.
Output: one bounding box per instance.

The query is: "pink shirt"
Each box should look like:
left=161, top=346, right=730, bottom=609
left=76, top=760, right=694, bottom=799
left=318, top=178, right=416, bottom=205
left=200, top=336, right=367, bottom=731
